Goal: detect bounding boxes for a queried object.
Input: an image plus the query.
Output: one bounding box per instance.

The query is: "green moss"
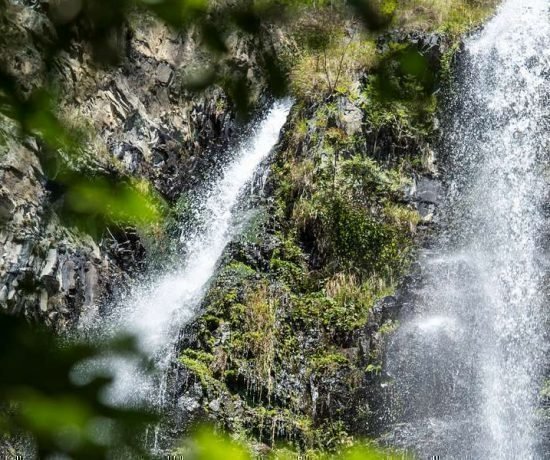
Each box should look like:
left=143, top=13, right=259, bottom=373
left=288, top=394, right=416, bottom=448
left=365, top=363, right=382, bottom=376
left=269, top=258, right=306, bottom=290
left=203, top=261, right=258, bottom=317
left=179, top=350, right=217, bottom=389
left=224, top=261, right=257, bottom=279
left=377, top=319, right=399, bottom=336
left=245, top=406, right=317, bottom=448
left=217, top=283, right=279, bottom=394
left=309, top=352, right=349, bottom=375
left=203, top=314, right=221, bottom=331
left=439, top=40, right=462, bottom=88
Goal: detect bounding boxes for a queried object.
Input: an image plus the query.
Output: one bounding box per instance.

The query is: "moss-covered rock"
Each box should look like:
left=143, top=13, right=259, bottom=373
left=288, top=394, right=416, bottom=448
left=172, top=50, right=430, bottom=458
left=172, top=0, right=499, bottom=448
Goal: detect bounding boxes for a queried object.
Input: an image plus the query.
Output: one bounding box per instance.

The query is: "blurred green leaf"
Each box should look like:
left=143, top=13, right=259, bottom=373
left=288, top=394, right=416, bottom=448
left=373, top=43, right=434, bottom=102
left=64, top=177, right=162, bottom=226
left=0, top=65, right=165, bottom=235
left=347, top=0, right=395, bottom=31
left=176, top=426, right=251, bottom=460
left=261, top=51, right=289, bottom=98
left=142, top=0, right=209, bottom=28
left=182, top=66, right=220, bottom=91
left=0, top=314, right=156, bottom=459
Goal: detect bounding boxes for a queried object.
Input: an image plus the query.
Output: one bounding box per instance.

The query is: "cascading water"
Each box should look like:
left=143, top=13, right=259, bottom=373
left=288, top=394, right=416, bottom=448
left=383, top=1, right=550, bottom=458
left=79, top=101, right=291, bottom=417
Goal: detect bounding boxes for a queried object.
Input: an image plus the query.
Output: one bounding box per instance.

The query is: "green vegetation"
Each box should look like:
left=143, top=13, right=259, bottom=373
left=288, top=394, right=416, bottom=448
left=173, top=0, right=499, bottom=453
left=175, top=90, right=421, bottom=452
left=175, top=425, right=409, bottom=459
left=389, top=0, right=499, bottom=33
left=0, top=314, right=155, bottom=458
left=0, top=0, right=495, bottom=238
left=0, top=0, right=500, bottom=457
left=286, top=0, right=497, bottom=102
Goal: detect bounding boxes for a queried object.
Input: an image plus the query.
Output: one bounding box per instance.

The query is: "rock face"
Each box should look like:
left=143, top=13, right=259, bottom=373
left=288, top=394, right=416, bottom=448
left=0, top=2, right=266, bottom=328
left=0, top=120, right=127, bottom=329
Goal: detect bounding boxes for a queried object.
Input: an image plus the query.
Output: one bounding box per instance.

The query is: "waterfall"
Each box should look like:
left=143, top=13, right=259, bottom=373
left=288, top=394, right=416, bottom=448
left=384, top=1, right=550, bottom=458
left=78, top=101, right=291, bottom=412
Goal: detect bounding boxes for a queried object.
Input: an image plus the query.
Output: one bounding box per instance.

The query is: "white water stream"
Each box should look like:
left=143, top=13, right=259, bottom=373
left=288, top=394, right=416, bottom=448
left=385, top=1, right=550, bottom=458
left=80, top=101, right=291, bottom=415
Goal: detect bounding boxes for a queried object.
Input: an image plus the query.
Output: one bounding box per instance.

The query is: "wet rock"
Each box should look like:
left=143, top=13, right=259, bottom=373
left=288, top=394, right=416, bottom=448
left=0, top=285, right=7, bottom=303
left=61, top=260, right=77, bottom=292
left=416, top=177, right=443, bottom=205
left=418, top=202, right=436, bottom=222
left=179, top=394, right=200, bottom=413
left=0, top=2, right=256, bottom=328
left=39, top=289, right=48, bottom=312
left=410, top=176, right=443, bottom=224
left=83, top=261, right=99, bottom=307
left=208, top=398, right=221, bottom=413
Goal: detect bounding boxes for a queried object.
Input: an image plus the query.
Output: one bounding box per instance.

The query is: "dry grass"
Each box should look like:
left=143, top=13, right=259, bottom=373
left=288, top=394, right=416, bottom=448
left=384, top=203, right=421, bottom=233
left=290, top=32, right=377, bottom=100
left=325, top=272, right=369, bottom=304
left=324, top=272, right=394, bottom=323
left=392, top=0, right=500, bottom=33
left=242, top=283, right=277, bottom=390
left=289, top=0, right=498, bottom=100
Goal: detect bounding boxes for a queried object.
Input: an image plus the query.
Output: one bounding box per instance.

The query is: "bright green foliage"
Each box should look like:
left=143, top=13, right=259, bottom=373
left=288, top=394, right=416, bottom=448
left=180, top=350, right=219, bottom=389
left=64, top=177, right=162, bottom=228
left=176, top=425, right=408, bottom=459
left=0, top=314, right=155, bottom=458
left=378, top=0, right=398, bottom=16
left=176, top=426, right=250, bottom=460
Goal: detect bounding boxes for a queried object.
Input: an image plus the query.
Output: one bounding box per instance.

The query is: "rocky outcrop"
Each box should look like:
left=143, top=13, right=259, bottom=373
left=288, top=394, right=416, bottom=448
left=164, top=71, right=445, bottom=450
left=0, top=127, right=105, bottom=329
left=0, top=2, right=269, bottom=328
